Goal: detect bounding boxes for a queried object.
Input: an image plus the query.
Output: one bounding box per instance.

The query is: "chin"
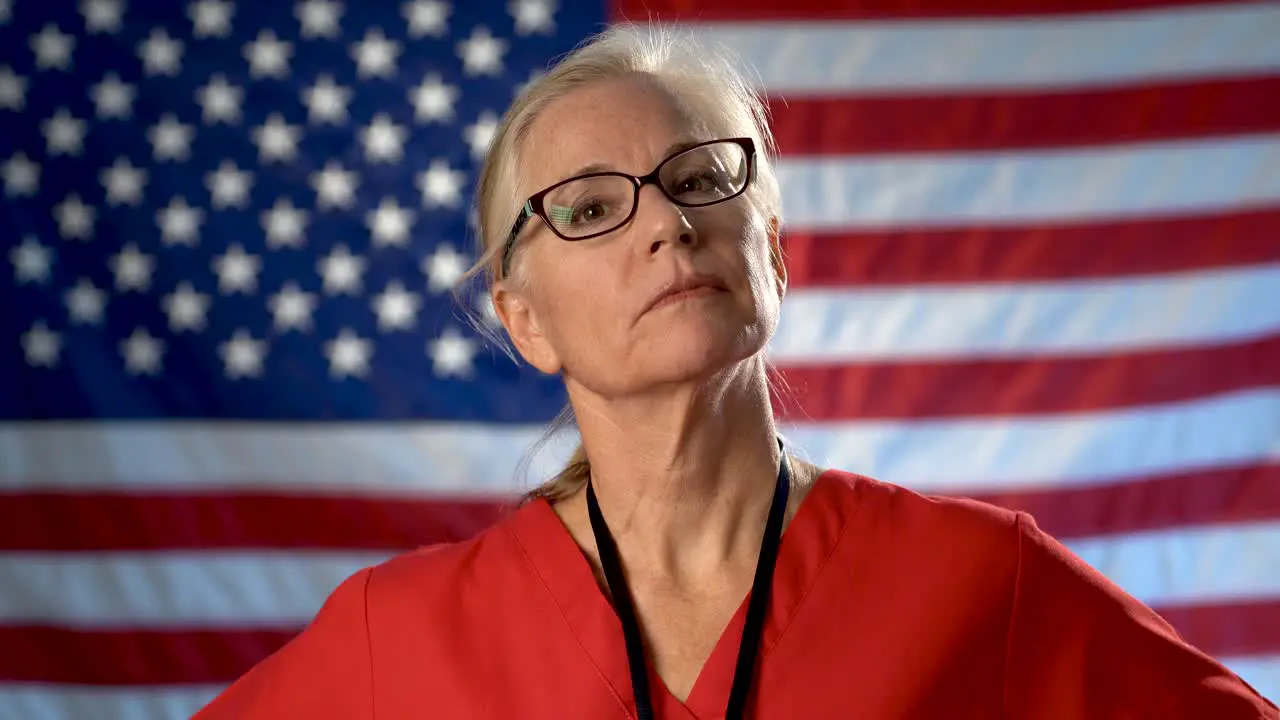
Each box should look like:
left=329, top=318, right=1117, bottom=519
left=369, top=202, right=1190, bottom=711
left=635, top=319, right=767, bottom=386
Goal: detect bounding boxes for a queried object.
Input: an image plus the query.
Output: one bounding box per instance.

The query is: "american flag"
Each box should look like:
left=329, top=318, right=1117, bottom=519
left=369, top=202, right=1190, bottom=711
left=1, top=0, right=1278, bottom=716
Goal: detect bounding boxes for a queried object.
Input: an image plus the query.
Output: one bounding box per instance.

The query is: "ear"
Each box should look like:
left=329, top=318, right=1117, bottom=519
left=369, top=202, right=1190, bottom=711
left=492, top=283, right=563, bottom=375
left=766, top=215, right=787, bottom=300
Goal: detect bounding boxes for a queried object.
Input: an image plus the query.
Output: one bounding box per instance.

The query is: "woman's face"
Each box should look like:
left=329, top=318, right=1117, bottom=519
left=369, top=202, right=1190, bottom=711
left=494, top=75, right=784, bottom=399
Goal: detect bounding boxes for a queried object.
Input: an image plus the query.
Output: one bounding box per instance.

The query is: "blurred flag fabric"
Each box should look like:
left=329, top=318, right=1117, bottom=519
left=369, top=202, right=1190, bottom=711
left=2, top=0, right=1279, bottom=716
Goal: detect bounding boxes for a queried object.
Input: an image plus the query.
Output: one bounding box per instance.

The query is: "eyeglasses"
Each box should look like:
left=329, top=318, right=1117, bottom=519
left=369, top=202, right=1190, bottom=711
left=498, top=137, right=756, bottom=279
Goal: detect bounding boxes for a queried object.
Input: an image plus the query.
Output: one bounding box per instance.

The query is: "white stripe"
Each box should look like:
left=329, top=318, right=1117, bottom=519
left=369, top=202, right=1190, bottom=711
left=0, top=551, right=386, bottom=626
left=787, top=388, right=1280, bottom=492
left=0, top=420, right=568, bottom=494
left=1065, top=522, right=1280, bottom=606
left=3, top=389, right=1279, bottom=494
left=695, top=3, right=1280, bottom=93
left=1, top=523, right=1277, bottom=625
left=0, top=684, right=222, bottom=720
left=775, top=134, right=1280, bottom=229
left=771, top=262, right=1280, bottom=362
left=1221, top=655, right=1280, bottom=706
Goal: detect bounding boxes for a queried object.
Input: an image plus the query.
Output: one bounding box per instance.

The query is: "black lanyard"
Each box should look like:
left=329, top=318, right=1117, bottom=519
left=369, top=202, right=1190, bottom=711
left=585, top=445, right=791, bottom=720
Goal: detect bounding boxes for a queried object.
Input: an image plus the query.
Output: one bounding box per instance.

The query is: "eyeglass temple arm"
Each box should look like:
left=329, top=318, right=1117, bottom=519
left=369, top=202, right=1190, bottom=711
left=500, top=201, right=535, bottom=278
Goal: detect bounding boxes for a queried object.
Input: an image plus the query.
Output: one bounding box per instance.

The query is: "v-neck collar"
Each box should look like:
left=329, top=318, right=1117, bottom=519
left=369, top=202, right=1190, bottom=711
left=506, top=470, right=859, bottom=719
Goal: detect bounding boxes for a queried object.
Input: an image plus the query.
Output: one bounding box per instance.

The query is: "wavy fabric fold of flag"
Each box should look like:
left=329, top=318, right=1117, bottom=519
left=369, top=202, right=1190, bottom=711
left=1, top=0, right=1278, bottom=717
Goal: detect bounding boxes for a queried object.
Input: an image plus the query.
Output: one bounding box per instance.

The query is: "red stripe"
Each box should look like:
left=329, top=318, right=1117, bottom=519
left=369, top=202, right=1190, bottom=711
left=769, top=76, right=1280, bottom=155
left=5, top=597, right=1277, bottom=684
left=964, top=462, right=1280, bottom=541
left=774, top=334, right=1280, bottom=421
left=3, top=464, right=1279, bottom=553
left=0, top=492, right=511, bottom=551
left=612, top=0, right=1232, bottom=21
left=1155, top=600, right=1280, bottom=659
left=782, top=206, right=1280, bottom=287
left=0, top=626, right=296, bottom=684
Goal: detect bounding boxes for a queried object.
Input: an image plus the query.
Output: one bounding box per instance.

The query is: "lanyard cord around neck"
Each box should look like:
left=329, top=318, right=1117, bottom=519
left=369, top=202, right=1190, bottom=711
left=585, top=444, right=792, bottom=720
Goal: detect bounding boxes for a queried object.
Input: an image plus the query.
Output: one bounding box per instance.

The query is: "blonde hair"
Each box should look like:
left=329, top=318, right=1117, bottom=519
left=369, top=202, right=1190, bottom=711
left=459, top=23, right=784, bottom=503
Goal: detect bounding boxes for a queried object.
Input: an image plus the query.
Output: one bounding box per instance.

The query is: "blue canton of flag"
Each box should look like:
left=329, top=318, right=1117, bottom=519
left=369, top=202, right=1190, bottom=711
left=1, top=0, right=596, bottom=422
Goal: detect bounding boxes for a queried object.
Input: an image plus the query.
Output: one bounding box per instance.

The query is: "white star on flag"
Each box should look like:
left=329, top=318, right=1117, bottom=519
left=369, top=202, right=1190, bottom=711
left=457, top=26, right=507, bottom=77
left=311, top=161, right=359, bottom=210
left=90, top=72, right=135, bottom=119
left=148, top=114, right=195, bottom=162
left=156, top=197, right=205, bottom=246
left=21, top=320, right=62, bottom=368
left=325, top=328, right=372, bottom=379
left=110, top=243, right=155, bottom=292
left=2, top=151, right=40, bottom=197
left=252, top=113, right=302, bottom=163
left=269, top=281, right=317, bottom=332
left=404, top=0, right=449, bottom=37
left=189, top=0, right=234, bottom=38
left=206, top=160, right=254, bottom=209
left=80, top=0, right=126, bottom=34
left=509, top=0, right=557, bottom=36
left=417, top=159, right=465, bottom=208
left=428, top=327, right=477, bottom=378
left=410, top=73, right=459, bottom=123
left=10, top=236, right=54, bottom=285
left=361, top=114, right=407, bottom=163
left=261, top=198, right=309, bottom=248
left=422, top=244, right=468, bottom=293
left=53, top=194, right=95, bottom=240
left=197, top=74, right=243, bottom=124
left=297, top=0, right=343, bottom=39
left=367, top=197, right=416, bottom=247
left=0, top=66, right=27, bottom=111
left=351, top=28, right=401, bottom=79
left=318, top=244, right=366, bottom=295
left=162, top=281, right=211, bottom=332
left=212, top=244, right=262, bottom=294
left=464, top=111, right=500, bottom=159
left=30, top=24, right=75, bottom=71
left=219, top=329, right=268, bottom=379
left=64, top=278, right=107, bottom=325
left=212, top=243, right=262, bottom=294
left=120, top=327, right=165, bottom=376
left=303, top=74, right=350, bottom=125
left=137, top=28, right=183, bottom=76
left=372, top=280, right=422, bottom=331
left=100, top=157, right=148, bottom=206
left=243, top=29, right=293, bottom=79
left=42, top=109, right=87, bottom=157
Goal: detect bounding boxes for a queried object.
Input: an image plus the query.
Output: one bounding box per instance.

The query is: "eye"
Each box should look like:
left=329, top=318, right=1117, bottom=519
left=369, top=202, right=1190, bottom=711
left=673, top=170, right=725, bottom=195
left=575, top=201, right=608, bottom=223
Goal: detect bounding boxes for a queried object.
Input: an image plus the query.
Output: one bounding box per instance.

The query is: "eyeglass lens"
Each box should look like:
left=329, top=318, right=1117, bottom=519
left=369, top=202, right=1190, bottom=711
left=542, top=141, right=749, bottom=239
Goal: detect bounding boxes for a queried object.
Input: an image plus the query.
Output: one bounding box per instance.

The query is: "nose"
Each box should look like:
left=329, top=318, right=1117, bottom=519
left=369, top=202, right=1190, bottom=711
left=634, top=183, right=697, bottom=258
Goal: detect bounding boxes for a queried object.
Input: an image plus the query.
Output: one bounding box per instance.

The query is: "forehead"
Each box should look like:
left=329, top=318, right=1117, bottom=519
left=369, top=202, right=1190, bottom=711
left=521, top=75, right=705, bottom=192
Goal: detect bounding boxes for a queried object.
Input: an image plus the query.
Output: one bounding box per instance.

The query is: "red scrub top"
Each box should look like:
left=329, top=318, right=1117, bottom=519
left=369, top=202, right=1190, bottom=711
left=194, top=470, right=1277, bottom=719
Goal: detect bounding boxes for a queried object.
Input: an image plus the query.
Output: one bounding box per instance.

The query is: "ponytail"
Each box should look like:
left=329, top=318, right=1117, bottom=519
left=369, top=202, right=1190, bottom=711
left=526, top=442, right=590, bottom=503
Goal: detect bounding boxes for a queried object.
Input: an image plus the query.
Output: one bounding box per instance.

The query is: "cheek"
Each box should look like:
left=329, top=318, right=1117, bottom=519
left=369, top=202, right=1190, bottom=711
left=534, top=251, right=624, bottom=353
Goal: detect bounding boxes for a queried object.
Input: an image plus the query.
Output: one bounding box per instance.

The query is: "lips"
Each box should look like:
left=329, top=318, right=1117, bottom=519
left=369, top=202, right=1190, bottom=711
left=640, top=272, right=729, bottom=316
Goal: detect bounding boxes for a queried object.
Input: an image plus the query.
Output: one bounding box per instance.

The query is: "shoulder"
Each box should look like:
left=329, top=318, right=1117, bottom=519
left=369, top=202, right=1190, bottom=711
left=193, top=505, right=537, bottom=718
left=363, top=501, right=535, bottom=613
left=818, top=467, right=1025, bottom=552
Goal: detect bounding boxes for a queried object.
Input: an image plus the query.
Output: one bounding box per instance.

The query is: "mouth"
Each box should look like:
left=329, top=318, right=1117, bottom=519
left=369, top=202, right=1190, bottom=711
left=641, top=273, right=730, bottom=316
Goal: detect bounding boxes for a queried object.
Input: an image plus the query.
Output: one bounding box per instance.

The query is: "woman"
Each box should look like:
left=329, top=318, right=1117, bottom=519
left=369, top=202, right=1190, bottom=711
left=196, top=25, right=1276, bottom=719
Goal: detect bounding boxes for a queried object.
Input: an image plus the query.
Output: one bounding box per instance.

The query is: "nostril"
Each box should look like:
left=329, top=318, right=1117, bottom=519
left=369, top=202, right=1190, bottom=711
left=678, top=231, right=694, bottom=245
left=650, top=240, right=661, bottom=254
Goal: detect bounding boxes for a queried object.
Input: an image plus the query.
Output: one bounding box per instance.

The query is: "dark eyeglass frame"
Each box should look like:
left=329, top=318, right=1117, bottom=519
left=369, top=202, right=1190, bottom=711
left=498, top=137, right=756, bottom=279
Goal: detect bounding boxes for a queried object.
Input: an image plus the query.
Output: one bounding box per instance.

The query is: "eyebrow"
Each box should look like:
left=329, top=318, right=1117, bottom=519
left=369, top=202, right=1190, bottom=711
left=556, top=138, right=703, bottom=183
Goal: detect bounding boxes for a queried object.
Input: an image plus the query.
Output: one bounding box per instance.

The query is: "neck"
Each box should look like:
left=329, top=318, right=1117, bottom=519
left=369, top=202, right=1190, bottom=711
left=563, top=360, right=782, bottom=587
